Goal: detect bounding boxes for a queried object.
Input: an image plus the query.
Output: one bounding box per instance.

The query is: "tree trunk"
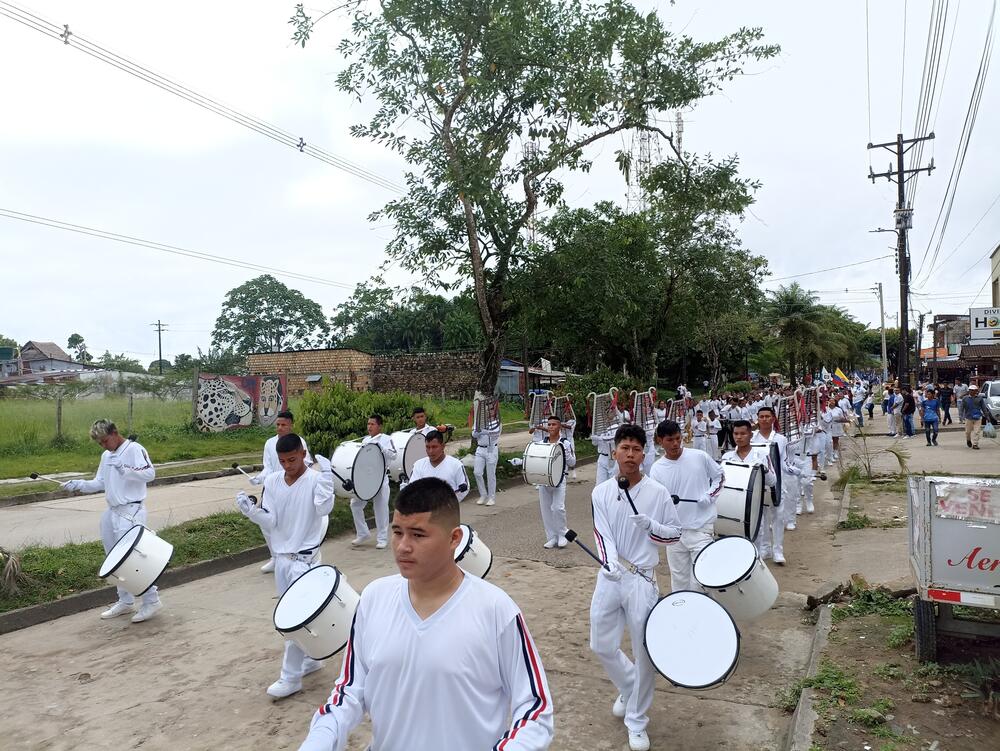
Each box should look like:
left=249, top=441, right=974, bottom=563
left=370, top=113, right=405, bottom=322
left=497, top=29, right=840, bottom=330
left=788, top=352, right=797, bottom=387
left=477, top=331, right=504, bottom=394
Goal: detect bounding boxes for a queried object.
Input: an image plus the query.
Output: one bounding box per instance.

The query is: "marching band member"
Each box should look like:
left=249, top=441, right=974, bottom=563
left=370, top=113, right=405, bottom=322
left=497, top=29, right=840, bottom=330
left=792, top=436, right=815, bottom=516
left=409, top=406, right=437, bottom=436
left=561, top=404, right=578, bottom=480
left=351, top=414, right=397, bottom=550
left=590, top=425, right=680, bottom=751
left=253, top=410, right=314, bottom=574
left=721, top=420, right=775, bottom=494
left=654, top=399, right=667, bottom=423
left=692, top=409, right=708, bottom=453
left=472, top=406, right=501, bottom=506
left=236, top=433, right=333, bottom=698
left=649, top=420, right=724, bottom=593
left=828, top=397, right=846, bottom=461
left=592, top=400, right=625, bottom=486
left=707, top=410, right=722, bottom=461
left=62, top=419, right=164, bottom=623
left=408, top=430, right=469, bottom=502
left=536, top=415, right=576, bottom=548
left=752, top=407, right=800, bottom=563
left=299, top=478, right=554, bottom=751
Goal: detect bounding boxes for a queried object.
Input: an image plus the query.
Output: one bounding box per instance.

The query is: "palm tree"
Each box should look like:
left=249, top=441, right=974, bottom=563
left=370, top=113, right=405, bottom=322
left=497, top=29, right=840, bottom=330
left=761, top=283, right=824, bottom=386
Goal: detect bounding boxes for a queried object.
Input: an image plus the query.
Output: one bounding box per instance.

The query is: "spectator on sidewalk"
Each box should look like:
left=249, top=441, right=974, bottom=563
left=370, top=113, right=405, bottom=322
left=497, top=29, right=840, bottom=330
left=962, top=385, right=987, bottom=450
left=864, top=391, right=875, bottom=421
left=922, top=388, right=940, bottom=446
left=937, top=382, right=954, bottom=425
left=885, top=387, right=899, bottom=437
left=900, top=388, right=916, bottom=439
left=955, top=379, right=969, bottom=423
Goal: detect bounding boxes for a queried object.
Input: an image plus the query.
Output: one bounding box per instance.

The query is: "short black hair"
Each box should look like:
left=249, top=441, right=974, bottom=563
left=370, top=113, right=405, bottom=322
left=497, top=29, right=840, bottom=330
left=757, top=406, right=775, bottom=416
left=732, top=419, right=752, bottom=432
left=547, top=414, right=561, bottom=422
left=412, top=406, right=425, bottom=416
left=369, top=413, right=384, bottom=425
left=655, top=420, right=681, bottom=438
left=696, top=409, right=704, bottom=415
left=276, top=433, right=304, bottom=453
left=614, top=423, right=646, bottom=447
left=277, top=410, right=294, bottom=421
left=395, top=477, right=460, bottom=528
left=424, top=429, right=444, bottom=444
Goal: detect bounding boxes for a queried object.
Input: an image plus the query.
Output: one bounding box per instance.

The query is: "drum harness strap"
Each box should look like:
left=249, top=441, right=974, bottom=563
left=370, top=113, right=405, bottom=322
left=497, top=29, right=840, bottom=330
left=278, top=548, right=320, bottom=564
left=619, top=556, right=655, bottom=586
left=110, top=501, right=142, bottom=523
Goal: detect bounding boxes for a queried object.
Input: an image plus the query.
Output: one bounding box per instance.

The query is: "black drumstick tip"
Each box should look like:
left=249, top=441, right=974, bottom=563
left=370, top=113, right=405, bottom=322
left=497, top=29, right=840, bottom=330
left=564, top=529, right=578, bottom=542
left=30, top=472, right=39, bottom=479
left=231, top=462, right=239, bottom=469
left=617, top=476, right=629, bottom=489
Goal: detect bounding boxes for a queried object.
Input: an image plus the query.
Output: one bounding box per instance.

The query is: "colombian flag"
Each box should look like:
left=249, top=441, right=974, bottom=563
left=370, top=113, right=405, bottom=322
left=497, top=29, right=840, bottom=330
left=831, top=368, right=849, bottom=387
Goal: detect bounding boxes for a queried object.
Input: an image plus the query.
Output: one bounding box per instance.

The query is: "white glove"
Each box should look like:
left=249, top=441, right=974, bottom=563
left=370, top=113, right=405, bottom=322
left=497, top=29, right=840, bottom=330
left=630, top=513, right=680, bottom=541
left=600, top=560, right=623, bottom=582
left=62, top=480, right=82, bottom=492
left=236, top=492, right=254, bottom=516
left=629, top=513, right=653, bottom=531
left=314, top=454, right=333, bottom=473
left=106, top=457, right=126, bottom=475
left=249, top=475, right=264, bottom=486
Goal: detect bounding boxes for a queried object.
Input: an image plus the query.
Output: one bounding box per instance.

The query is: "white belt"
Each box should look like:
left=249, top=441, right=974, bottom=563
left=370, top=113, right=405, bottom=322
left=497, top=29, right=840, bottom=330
left=110, top=501, right=142, bottom=523
left=278, top=550, right=319, bottom=564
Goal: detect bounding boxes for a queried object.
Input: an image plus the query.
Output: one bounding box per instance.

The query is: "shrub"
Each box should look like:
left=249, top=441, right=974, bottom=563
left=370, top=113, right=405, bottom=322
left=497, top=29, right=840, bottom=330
left=721, top=380, right=753, bottom=393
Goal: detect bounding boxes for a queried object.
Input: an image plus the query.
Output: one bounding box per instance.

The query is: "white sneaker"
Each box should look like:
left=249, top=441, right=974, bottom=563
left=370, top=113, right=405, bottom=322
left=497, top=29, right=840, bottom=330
left=571, top=470, right=578, bottom=480
left=543, top=539, right=558, bottom=549
left=260, top=558, right=275, bottom=573
left=773, top=551, right=786, bottom=565
left=629, top=730, right=650, bottom=751
left=375, top=540, right=388, bottom=550
left=557, top=536, right=568, bottom=548
left=758, top=548, right=772, bottom=560
left=795, top=504, right=803, bottom=516
left=303, top=659, right=323, bottom=677
left=785, top=522, right=796, bottom=531
left=350, top=534, right=371, bottom=546
left=476, top=497, right=486, bottom=505
left=131, top=601, right=162, bottom=623
left=485, top=497, right=495, bottom=506
left=266, top=678, right=302, bottom=699
left=100, top=602, right=135, bottom=619
left=806, top=501, right=815, bottom=514
left=612, top=694, right=628, bottom=718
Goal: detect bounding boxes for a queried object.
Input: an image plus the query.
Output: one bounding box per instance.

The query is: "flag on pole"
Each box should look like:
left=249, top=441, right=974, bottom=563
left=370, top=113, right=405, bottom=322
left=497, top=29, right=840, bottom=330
left=821, top=366, right=832, bottom=383
left=832, top=368, right=849, bottom=387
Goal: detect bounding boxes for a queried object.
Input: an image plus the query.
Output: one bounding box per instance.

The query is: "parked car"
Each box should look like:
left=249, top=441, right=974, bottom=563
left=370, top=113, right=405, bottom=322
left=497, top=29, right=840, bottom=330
left=981, top=380, right=1000, bottom=423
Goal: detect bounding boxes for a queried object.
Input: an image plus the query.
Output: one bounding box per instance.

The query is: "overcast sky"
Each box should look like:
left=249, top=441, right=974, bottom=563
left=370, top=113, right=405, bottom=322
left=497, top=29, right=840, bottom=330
left=1, top=0, right=997, bottom=364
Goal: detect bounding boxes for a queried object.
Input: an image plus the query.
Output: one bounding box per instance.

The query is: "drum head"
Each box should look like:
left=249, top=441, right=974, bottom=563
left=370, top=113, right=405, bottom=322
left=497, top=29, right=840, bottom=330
left=99, top=525, right=144, bottom=578
left=644, top=591, right=740, bottom=689
left=403, top=432, right=427, bottom=478
left=722, top=461, right=751, bottom=486
left=352, top=443, right=387, bottom=501
left=550, top=443, right=566, bottom=486
left=454, top=524, right=473, bottom=562
left=746, top=466, right=764, bottom=540
left=694, top=537, right=758, bottom=589
left=274, top=565, right=340, bottom=632
left=769, top=443, right=782, bottom=502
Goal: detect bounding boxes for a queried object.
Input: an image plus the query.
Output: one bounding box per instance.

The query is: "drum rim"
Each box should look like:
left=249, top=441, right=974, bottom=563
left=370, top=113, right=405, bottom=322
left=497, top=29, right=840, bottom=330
left=402, top=431, right=427, bottom=479
left=693, top=538, right=758, bottom=589
left=351, top=443, right=387, bottom=501
left=454, top=523, right=474, bottom=562
left=521, top=440, right=566, bottom=487
left=744, top=465, right=764, bottom=541
left=643, top=590, right=741, bottom=690
left=273, top=564, right=342, bottom=633
left=98, top=524, right=145, bottom=579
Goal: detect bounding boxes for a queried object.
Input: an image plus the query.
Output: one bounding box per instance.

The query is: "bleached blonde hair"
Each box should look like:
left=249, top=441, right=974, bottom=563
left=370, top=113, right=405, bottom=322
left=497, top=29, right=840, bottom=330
left=89, top=419, right=118, bottom=441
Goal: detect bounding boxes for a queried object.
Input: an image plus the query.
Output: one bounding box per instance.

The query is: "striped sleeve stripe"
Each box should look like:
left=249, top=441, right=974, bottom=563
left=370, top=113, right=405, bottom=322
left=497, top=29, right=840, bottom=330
left=592, top=527, right=607, bottom=563
left=320, top=614, right=357, bottom=713
left=493, top=614, right=547, bottom=751
left=649, top=532, right=678, bottom=543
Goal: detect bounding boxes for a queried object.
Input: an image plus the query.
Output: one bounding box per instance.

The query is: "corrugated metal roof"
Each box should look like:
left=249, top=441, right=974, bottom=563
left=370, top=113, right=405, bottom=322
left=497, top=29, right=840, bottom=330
left=960, top=343, right=1000, bottom=359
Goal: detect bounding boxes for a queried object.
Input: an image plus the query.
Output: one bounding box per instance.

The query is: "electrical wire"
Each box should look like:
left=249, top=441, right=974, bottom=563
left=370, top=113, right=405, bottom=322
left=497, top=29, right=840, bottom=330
left=865, top=0, right=874, bottom=169
left=767, top=255, right=894, bottom=283
left=900, top=0, right=909, bottom=132
left=906, top=0, right=949, bottom=206
left=916, top=185, right=1000, bottom=281
left=0, top=207, right=356, bottom=290
left=0, top=2, right=404, bottom=194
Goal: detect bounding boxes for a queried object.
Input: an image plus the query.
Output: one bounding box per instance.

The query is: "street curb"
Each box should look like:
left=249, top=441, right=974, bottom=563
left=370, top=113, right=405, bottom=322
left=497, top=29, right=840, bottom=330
left=0, top=465, right=264, bottom=508
left=838, top=483, right=853, bottom=527
left=784, top=605, right=833, bottom=751
left=0, top=456, right=598, bottom=634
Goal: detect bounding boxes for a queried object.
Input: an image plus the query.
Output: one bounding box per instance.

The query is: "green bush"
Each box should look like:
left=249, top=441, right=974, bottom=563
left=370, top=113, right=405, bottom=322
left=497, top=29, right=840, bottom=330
left=560, top=367, right=656, bottom=438
left=721, top=380, right=753, bottom=393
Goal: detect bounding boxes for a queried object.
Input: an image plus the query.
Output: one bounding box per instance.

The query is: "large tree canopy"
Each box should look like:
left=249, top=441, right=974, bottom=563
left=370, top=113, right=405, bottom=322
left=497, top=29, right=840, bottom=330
left=296, top=0, right=778, bottom=390
left=212, top=275, right=329, bottom=354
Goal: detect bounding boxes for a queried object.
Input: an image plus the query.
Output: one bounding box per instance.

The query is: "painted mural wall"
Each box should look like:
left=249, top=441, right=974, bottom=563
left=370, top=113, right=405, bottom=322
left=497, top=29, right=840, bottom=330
left=195, top=373, right=288, bottom=432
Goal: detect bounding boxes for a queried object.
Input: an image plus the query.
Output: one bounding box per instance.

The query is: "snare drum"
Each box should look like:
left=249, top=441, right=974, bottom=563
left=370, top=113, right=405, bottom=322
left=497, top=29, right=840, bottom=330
left=522, top=441, right=566, bottom=487
left=98, top=525, right=173, bottom=597
left=644, top=591, right=740, bottom=690
left=273, top=565, right=361, bottom=660
left=693, top=536, right=778, bottom=622
left=332, top=441, right=386, bottom=501
left=388, top=430, right=427, bottom=483
left=454, top=523, right=492, bottom=579
left=715, top=461, right=764, bottom=541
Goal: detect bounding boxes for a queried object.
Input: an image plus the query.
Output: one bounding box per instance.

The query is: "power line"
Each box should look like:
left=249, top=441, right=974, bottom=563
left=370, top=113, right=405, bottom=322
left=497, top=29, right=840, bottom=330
left=865, top=0, right=873, bottom=166
left=906, top=0, right=949, bottom=206
left=900, top=0, right=909, bottom=132
left=0, top=2, right=404, bottom=194
left=766, top=255, right=894, bottom=283
left=917, top=184, right=1000, bottom=281
left=0, top=207, right=356, bottom=290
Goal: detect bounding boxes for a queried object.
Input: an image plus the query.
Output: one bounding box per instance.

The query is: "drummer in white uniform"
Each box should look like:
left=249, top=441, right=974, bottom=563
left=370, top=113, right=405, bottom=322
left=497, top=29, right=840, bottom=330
left=536, top=415, right=576, bottom=549
left=707, top=410, right=722, bottom=461
left=62, top=419, right=163, bottom=623
left=560, top=404, right=578, bottom=480
left=408, top=430, right=469, bottom=501
left=352, top=414, right=397, bottom=550
left=721, top=420, right=775, bottom=486
left=472, top=411, right=501, bottom=506
left=410, top=406, right=437, bottom=436
left=692, top=409, right=708, bottom=453
left=590, top=424, right=680, bottom=751
left=236, top=433, right=334, bottom=699
left=252, top=410, right=314, bottom=574
left=752, top=406, right=801, bottom=564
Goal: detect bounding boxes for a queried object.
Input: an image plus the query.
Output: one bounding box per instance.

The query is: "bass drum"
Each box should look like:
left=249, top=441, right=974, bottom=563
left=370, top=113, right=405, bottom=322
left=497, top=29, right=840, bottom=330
left=388, top=430, right=427, bottom=483
left=522, top=441, right=566, bottom=487
left=454, top=523, right=492, bottom=579
left=715, top=461, right=764, bottom=541
left=98, top=525, right=173, bottom=597
left=331, top=441, right=386, bottom=502
left=693, top=536, right=778, bottom=622
left=273, top=565, right=361, bottom=660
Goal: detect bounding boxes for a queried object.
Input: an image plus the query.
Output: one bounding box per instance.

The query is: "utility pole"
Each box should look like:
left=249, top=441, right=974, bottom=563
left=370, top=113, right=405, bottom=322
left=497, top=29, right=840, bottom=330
left=874, top=283, right=888, bottom=383
left=867, top=132, right=935, bottom=388
left=931, top=314, right=939, bottom=384
left=150, top=320, right=168, bottom=374
left=914, top=312, right=926, bottom=382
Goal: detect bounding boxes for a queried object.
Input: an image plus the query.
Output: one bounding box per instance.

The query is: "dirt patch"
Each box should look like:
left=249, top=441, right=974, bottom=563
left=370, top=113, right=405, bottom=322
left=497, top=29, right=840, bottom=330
left=844, top=485, right=909, bottom=529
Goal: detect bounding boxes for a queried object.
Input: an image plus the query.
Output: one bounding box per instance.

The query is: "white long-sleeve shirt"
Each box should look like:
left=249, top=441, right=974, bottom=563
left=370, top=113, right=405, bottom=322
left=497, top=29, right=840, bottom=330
left=257, top=434, right=314, bottom=480
left=409, top=455, right=470, bottom=501
left=591, top=475, right=680, bottom=569
left=472, top=423, right=502, bottom=450
left=721, top=446, right=776, bottom=489
left=300, top=573, right=554, bottom=751
left=648, top=448, right=725, bottom=530
left=751, top=428, right=801, bottom=477
left=246, top=468, right=334, bottom=555
left=76, top=440, right=155, bottom=507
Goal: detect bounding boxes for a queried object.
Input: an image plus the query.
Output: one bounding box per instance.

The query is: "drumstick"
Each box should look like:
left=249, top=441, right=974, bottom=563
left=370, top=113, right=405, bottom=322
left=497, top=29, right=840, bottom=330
left=564, top=530, right=611, bottom=572
left=616, top=477, right=639, bottom=514
left=671, top=495, right=701, bottom=506
left=30, top=472, right=62, bottom=484
left=231, top=462, right=255, bottom=479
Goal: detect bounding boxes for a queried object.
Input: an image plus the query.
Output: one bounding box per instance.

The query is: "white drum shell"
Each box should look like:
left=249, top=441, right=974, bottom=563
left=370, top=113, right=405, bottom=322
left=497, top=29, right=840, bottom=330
left=521, top=441, right=565, bottom=487
left=693, top=537, right=779, bottom=622
left=388, top=431, right=427, bottom=483
left=715, top=462, right=764, bottom=541
left=98, top=525, right=173, bottom=597
left=454, top=524, right=492, bottom=579
left=332, top=441, right=386, bottom=501
left=274, top=566, right=361, bottom=660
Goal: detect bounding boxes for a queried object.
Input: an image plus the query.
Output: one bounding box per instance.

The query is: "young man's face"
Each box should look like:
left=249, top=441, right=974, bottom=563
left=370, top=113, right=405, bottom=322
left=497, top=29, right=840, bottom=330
left=758, top=411, right=774, bottom=433
left=96, top=431, right=124, bottom=452
left=733, top=426, right=752, bottom=449
left=659, top=431, right=683, bottom=460
left=546, top=417, right=561, bottom=440
left=275, top=417, right=293, bottom=437
left=278, top=448, right=307, bottom=477
left=425, top=438, right=445, bottom=463
left=391, top=510, right=461, bottom=582
left=613, top=437, right=645, bottom=475
left=413, top=412, right=427, bottom=429
left=367, top=418, right=380, bottom=437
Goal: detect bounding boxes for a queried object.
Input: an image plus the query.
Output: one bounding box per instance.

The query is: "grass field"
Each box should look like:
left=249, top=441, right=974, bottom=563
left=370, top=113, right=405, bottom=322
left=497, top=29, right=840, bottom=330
left=0, top=395, right=528, bottom=480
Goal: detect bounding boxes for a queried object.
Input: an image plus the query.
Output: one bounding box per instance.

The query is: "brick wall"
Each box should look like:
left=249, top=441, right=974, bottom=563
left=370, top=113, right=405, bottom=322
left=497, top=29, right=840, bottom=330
left=373, top=351, right=481, bottom=397
left=247, top=349, right=374, bottom=395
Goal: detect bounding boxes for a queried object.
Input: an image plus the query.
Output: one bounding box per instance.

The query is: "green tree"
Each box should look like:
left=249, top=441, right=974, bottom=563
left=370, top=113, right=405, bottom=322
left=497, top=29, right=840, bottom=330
left=66, top=333, right=93, bottom=363
left=0, top=333, right=19, bottom=348
left=761, top=284, right=825, bottom=386
left=212, top=275, right=330, bottom=355
left=295, top=0, right=777, bottom=390
left=147, top=359, right=173, bottom=374
left=95, top=351, right=146, bottom=373
left=195, top=346, right=244, bottom=375
left=173, top=353, right=195, bottom=372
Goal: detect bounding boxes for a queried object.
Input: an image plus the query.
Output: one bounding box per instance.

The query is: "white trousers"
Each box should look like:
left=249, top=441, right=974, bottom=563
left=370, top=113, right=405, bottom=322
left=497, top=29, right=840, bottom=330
left=538, top=484, right=568, bottom=542
left=100, top=505, right=159, bottom=607
left=596, top=453, right=616, bottom=485
left=350, top=479, right=390, bottom=544
left=474, top=446, right=498, bottom=500
left=666, top=525, right=714, bottom=592
left=693, top=436, right=707, bottom=454
left=781, top=474, right=799, bottom=524
left=757, top=504, right=784, bottom=557
left=275, top=556, right=323, bottom=683
left=589, top=571, right=659, bottom=734
left=641, top=441, right=655, bottom=475
left=708, top=436, right=721, bottom=461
